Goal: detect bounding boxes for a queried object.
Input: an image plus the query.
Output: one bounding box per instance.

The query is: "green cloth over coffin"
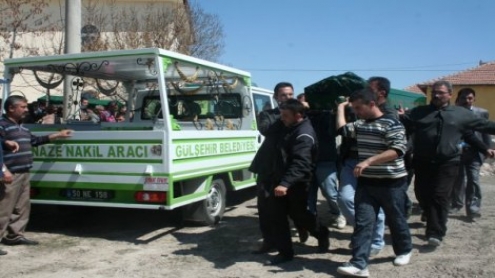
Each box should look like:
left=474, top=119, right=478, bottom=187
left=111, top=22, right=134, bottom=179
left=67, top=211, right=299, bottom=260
left=304, top=72, right=366, bottom=111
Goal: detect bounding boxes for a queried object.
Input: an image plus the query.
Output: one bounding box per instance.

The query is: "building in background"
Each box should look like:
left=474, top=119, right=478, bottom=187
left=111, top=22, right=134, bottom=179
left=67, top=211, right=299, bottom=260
left=405, top=61, right=495, bottom=120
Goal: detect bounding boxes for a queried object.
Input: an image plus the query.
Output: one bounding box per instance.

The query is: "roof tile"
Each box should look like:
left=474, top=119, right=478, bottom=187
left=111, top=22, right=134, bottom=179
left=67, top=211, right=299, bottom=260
left=405, top=61, right=495, bottom=93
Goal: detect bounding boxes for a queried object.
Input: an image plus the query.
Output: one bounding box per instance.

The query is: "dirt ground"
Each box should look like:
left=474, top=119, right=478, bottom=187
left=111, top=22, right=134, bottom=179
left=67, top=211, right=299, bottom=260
left=1, top=175, right=495, bottom=278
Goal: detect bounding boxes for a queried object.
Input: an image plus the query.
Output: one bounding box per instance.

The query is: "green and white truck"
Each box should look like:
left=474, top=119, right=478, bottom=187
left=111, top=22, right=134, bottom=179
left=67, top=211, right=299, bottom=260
left=2, top=48, right=276, bottom=225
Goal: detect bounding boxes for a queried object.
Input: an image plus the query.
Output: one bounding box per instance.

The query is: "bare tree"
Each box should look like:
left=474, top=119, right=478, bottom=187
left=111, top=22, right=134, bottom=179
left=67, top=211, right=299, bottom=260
left=1, top=0, right=225, bottom=102
left=187, top=1, right=225, bottom=62
left=0, top=0, right=65, bottom=101
left=81, top=0, right=224, bottom=62
left=0, top=0, right=49, bottom=60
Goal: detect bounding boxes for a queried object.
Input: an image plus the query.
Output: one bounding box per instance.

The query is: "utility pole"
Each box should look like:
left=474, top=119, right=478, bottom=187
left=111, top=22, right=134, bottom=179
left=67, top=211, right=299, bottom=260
left=63, top=0, right=81, bottom=120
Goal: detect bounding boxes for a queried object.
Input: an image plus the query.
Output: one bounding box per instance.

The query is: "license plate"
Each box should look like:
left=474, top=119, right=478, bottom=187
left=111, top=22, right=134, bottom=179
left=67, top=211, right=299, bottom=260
left=61, top=189, right=114, bottom=201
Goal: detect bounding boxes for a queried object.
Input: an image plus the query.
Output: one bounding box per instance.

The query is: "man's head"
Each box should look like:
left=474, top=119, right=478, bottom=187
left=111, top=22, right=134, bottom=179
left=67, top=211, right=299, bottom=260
left=430, top=80, right=453, bottom=108
left=456, top=87, right=476, bottom=109
left=80, top=97, right=89, bottom=108
left=279, top=99, right=305, bottom=127
left=348, top=88, right=381, bottom=120
left=367, top=76, right=390, bottom=104
left=273, top=82, right=294, bottom=104
left=107, top=101, right=118, bottom=112
left=4, top=95, right=29, bottom=122
left=115, top=113, right=125, bottom=122
left=95, top=105, right=105, bottom=113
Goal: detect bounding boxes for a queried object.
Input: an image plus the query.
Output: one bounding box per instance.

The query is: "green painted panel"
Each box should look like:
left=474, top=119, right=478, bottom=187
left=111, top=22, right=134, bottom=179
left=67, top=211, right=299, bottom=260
left=173, top=151, right=255, bottom=163
left=33, top=158, right=162, bottom=163
left=172, top=137, right=256, bottom=144
left=172, top=163, right=250, bottom=181
left=32, top=180, right=144, bottom=189
left=49, top=140, right=162, bottom=145
left=30, top=170, right=168, bottom=176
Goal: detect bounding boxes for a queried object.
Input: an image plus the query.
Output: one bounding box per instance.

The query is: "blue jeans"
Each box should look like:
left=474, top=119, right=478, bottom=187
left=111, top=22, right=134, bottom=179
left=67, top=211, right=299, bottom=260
left=338, top=158, right=385, bottom=250
left=308, top=161, right=340, bottom=216
left=350, top=177, right=412, bottom=270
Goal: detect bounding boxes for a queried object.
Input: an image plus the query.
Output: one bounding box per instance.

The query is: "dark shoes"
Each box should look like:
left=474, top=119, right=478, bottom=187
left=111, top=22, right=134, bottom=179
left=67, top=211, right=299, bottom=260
left=264, top=253, right=293, bottom=265
left=449, top=206, right=462, bottom=214
left=0, top=249, right=7, bottom=255
left=251, top=242, right=276, bottom=255
left=2, top=236, right=39, bottom=246
left=317, top=226, right=330, bottom=253
left=467, top=211, right=481, bottom=220
left=297, top=227, right=309, bottom=243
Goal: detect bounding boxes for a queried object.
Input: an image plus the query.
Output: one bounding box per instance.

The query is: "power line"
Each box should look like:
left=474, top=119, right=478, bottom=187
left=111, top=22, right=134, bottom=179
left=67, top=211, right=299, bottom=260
left=246, top=61, right=493, bottom=73
left=247, top=69, right=476, bottom=72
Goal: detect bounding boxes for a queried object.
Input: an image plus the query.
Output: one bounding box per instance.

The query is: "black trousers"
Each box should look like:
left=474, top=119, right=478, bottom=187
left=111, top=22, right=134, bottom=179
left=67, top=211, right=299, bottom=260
left=257, top=183, right=321, bottom=257
left=414, top=159, right=459, bottom=240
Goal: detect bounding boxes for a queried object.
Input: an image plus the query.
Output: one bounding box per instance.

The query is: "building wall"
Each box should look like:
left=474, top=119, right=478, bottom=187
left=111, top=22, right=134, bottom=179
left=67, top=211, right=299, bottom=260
left=424, top=85, right=495, bottom=120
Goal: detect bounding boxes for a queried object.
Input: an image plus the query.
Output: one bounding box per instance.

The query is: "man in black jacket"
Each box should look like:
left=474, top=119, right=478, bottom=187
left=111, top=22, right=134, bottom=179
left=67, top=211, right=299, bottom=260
left=261, top=99, right=328, bottom=265
left=400, top=80, right=495, bottom=247
left=249, top=82, right=294, bottom=255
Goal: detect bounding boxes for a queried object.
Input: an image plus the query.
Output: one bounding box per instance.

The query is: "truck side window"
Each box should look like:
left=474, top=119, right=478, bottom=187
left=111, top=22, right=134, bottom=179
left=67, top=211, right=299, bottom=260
left=252, top=93, right=272, bottom=117
left=142, top=96, right=162, bottom=120
left=170, top=94, right=242, bottom=121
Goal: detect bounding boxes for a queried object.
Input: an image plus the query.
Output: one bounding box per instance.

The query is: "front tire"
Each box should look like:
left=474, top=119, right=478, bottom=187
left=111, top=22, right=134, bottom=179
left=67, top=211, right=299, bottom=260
left=184, top=178, right=227, bottom=226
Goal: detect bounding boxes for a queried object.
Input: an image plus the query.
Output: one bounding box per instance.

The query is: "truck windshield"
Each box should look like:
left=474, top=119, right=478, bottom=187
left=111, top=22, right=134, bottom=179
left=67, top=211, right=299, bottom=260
left=142, top=94, right=242, bottom=121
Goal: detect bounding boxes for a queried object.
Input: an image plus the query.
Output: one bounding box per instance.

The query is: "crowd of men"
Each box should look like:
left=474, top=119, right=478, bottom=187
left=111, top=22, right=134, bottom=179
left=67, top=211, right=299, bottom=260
left=24, top=97, right=126, bottom=124
left=0, top=80, right=493, bottom=277
left=249, top=78, right=495, bottom=277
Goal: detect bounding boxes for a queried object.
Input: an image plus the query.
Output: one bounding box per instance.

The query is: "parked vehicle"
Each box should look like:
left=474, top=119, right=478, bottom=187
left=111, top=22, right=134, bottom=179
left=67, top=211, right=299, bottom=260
left=2, top=48, right=275, bottom=225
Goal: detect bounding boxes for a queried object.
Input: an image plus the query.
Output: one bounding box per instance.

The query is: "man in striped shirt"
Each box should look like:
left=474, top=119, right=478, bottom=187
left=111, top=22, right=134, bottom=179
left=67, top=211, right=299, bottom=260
left=336, top=88, right=412, bottom=277
left=0, top=95, right=72, bottom=247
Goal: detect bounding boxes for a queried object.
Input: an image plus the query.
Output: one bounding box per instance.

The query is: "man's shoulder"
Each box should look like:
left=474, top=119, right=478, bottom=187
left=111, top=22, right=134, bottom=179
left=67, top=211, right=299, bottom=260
left=410, top=104, right=432, bottom=112
left=293, top=119, right=316, bottom=141
left=378, top=115, right=402, bottom=124
left=0, top=117, right=13, bottom=127
left=473, top=106, right=489, bottom=114
left=380, top=102, right=399, bottom=117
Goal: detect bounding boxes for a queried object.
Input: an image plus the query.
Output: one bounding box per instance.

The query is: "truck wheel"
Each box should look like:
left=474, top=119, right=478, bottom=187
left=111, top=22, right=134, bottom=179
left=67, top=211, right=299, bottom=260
left=185, top=179, right=227, bottom=226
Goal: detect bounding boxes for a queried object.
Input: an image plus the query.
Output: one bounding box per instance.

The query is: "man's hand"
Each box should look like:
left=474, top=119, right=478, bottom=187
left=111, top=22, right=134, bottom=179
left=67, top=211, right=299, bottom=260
left=4, top=140, right=19, bottom=153
left=274, top=185, right=288, bottom=197
left=2, top=169, right=13, bottom=184
left=485, top=149, right=495, bottom=158
left=301, top=101, right=310, bottom=109
left=337, top=99, right=350, bottom=109
left=336, top=98, right=350, bottom=130
left=58, top=129, right=73, bottom=138
left=354, top=160, right=371, bottom=177
left=48, top=129, right=74, bottom=141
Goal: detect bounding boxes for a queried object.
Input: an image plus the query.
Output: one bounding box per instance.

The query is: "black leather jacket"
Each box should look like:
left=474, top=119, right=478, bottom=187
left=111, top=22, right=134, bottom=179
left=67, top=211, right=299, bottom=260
left=275, top=118, right=318, bottom=188
left=401, top=104, right=495, bottom=162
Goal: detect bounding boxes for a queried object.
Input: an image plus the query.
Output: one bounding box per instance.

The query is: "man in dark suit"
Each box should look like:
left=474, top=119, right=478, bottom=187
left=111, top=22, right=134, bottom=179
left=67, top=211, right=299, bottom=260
left=400, top=81, right=495, bottom=247
left=450, top=88, right=491, bottom=219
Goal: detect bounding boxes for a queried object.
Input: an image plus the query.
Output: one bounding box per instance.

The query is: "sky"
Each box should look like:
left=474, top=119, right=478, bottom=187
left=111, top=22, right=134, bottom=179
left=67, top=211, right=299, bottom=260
left=200, top=0, right=495, bottom=93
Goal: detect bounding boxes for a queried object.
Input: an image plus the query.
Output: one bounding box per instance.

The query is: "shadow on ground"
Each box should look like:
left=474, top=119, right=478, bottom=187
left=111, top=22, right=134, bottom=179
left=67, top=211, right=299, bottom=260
left=28, top=187, right=258, bottom=244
